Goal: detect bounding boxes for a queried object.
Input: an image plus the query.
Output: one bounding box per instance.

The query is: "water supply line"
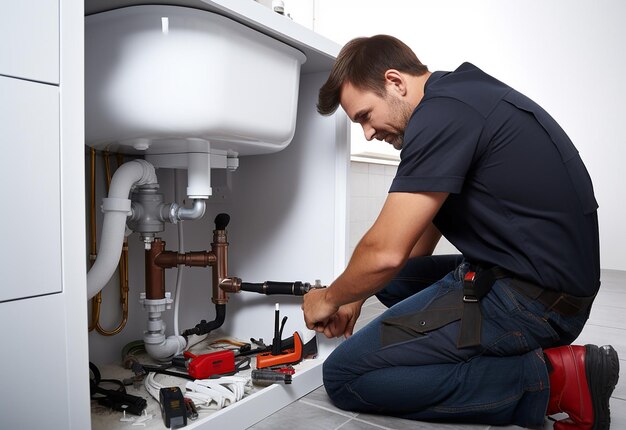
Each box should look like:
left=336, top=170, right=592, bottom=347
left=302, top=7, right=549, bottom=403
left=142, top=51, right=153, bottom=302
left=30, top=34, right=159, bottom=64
left=87, top=158, right=158, bottom=300
left=89, top=150, right=131, bottom=335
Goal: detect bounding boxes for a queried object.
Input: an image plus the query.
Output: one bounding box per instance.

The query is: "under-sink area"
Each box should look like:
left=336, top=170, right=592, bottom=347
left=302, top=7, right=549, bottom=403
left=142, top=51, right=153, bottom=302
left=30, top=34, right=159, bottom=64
left=82, top=2, right=346, bottom=429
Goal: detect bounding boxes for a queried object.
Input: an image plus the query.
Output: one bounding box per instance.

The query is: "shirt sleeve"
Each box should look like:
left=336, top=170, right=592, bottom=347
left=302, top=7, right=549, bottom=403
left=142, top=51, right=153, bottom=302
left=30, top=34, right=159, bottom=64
left=390, top=97, right=485, bottom=194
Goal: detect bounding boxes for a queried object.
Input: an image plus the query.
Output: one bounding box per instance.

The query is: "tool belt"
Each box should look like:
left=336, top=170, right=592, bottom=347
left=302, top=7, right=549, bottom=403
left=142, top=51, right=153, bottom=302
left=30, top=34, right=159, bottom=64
left=381, top=266, right=595, bottom=349
left=457, top=266, right=595, bottom=348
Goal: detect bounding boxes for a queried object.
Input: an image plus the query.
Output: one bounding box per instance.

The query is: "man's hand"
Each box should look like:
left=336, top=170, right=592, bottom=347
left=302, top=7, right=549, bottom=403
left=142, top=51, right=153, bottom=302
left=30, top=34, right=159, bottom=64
left=302, top=288, right=339, bottom=334
left=322, top=300, right=364, bottom=339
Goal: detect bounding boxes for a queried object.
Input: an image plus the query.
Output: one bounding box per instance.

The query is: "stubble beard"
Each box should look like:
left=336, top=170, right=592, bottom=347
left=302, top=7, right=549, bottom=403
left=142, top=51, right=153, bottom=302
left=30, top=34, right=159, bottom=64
left=387, top=96, right=414, bottom=151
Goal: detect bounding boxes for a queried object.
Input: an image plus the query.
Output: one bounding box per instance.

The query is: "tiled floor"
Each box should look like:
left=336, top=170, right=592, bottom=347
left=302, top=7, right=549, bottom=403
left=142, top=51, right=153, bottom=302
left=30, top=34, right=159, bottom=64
left=248, top=269, right=626, bottom=429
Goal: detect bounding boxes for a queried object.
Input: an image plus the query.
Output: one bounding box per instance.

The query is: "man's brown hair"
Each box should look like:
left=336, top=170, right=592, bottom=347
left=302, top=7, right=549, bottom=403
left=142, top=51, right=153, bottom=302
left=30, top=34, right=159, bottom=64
left=317, top=35, right=428, bottom=116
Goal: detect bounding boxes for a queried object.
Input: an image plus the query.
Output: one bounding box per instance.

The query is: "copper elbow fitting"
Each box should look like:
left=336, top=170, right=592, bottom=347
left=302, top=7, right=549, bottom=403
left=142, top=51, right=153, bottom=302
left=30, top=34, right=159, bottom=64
left=219, top=277, right=242, bottom=293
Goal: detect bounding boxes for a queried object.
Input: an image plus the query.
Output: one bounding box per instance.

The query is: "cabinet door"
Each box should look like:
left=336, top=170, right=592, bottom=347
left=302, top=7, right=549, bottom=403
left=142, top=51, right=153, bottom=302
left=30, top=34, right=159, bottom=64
left=0, top=294, right=71, bottom=428
left=0, top=0, right=59, bottom=84
left=0, top=76, right=62, bottom=302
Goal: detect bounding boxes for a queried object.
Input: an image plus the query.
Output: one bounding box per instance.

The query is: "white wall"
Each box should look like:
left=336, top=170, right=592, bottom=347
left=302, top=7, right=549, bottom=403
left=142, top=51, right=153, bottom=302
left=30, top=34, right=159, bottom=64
left=314, top=0, right=626, bottom=271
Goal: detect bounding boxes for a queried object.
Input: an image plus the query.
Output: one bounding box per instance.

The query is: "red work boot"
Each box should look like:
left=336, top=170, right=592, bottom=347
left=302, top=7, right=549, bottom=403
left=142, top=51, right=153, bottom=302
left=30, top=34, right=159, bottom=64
left=544, top=344, right=619, bottom=430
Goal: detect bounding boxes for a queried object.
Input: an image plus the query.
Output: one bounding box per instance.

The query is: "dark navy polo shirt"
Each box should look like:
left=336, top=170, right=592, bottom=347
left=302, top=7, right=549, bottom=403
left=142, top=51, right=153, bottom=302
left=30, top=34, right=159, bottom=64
left=390, top=62, right=600, bottom=296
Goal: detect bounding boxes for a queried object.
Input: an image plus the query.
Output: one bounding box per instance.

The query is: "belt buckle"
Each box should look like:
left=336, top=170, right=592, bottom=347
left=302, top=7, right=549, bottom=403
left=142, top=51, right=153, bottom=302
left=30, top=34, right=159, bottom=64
left=463, top=295, right=478, bottom=303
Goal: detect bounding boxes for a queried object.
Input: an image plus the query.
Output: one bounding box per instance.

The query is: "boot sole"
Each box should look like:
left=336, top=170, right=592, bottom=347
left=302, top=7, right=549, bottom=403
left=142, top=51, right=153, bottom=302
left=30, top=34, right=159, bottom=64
left=585, top=344, right=620, bottom=430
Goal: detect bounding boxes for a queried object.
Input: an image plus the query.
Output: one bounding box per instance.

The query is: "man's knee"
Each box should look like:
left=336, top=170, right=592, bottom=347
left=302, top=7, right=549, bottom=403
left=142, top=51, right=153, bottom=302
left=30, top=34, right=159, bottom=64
left=323, top=347, right=362, bottom=403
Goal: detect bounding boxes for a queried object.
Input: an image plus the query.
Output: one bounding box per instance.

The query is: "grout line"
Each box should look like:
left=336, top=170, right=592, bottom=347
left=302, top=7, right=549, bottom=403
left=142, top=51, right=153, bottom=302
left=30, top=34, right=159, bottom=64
left=299, top=399, right=358, bottom=420
left=338, top=417, right=393, bottom=430
left=332, top=416, right=356, bottom=430
left=584, top=322, right=626, bottom=330
left=299, top=399, right=396, bottom=430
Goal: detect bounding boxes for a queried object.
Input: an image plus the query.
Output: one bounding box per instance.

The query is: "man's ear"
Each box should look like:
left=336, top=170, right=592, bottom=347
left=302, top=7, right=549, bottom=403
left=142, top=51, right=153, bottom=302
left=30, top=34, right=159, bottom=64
left=384, top=69, right=407, bottom=96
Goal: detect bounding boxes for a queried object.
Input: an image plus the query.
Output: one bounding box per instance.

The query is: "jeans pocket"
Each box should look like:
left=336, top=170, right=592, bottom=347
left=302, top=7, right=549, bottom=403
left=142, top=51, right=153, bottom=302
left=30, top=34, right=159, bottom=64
left=483, top=283, right=560, bottom=353
left=381, top=305, right=463, bottom=347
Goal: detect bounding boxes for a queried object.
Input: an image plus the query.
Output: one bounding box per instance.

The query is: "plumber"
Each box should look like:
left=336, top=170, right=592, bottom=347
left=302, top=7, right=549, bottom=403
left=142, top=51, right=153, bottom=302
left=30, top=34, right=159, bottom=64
left=303, top=34, right=618, bottom=429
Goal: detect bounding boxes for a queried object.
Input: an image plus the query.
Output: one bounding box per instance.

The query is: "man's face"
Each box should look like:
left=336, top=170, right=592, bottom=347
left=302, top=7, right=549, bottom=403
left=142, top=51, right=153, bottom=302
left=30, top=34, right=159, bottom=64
left=340, top=81, right=413, bottom=150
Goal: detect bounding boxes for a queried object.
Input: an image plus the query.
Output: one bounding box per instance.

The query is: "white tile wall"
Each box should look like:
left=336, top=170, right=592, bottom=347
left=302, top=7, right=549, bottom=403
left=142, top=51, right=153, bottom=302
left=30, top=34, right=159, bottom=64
left=348, top=161, right=458, bottom=258
left=348, top=161, right=396, bottom=256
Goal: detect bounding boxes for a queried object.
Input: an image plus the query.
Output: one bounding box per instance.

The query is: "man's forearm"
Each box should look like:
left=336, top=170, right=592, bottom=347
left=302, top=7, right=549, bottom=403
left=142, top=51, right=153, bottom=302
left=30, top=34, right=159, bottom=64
left=325, top=238, right=404, bottom=308
left=324, top=191, right=448, bottom=309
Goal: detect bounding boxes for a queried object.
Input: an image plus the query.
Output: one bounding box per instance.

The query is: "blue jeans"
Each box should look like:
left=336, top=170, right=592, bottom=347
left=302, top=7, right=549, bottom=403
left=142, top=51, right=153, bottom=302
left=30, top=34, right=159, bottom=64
left=323, top=255, right=589, bottom=427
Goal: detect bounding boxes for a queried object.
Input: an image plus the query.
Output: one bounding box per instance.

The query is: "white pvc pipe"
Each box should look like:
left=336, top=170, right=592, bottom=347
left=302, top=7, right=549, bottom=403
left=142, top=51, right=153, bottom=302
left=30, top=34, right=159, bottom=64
left=87, top=159, right=158, bottom=300
left=144, top=309, right=186, bottom=361
left=144, top=333, right=187, bottom=362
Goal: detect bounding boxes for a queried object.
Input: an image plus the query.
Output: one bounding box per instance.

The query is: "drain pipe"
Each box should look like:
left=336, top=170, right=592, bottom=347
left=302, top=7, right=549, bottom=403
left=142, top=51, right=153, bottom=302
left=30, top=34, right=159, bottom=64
left=160, top=199, right=206, bottom=224
left=87, top=159, right=158, bottom=300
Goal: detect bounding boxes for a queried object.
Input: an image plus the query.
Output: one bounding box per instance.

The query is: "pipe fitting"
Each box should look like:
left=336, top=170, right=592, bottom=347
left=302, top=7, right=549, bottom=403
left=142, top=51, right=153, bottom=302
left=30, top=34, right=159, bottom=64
left=175, top=199, right=206, bottom=221
left=219, top=277, right=242, bottom=293
left=140, top=294, right=186, bottom=362
left=144, top=333, right=187, bottom=362
left=161, top=199, right=207, bottom=224
left=128, top=186, right=166, bottom=235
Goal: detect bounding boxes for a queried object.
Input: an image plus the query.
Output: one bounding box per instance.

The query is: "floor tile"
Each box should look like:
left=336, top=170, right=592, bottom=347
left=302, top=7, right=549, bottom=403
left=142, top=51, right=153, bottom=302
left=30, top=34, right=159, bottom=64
left=587, top=304, right=626, bottom=330
left=247, top=400, right=351, bottom=430
left=359, top=304, right=385, bottom=321
left=487, top=426, right=529, bottom=430
left=354, top=412, right=488, bottom=430
left=299, top=386, right=358, bottom=418
left=591, top=291, right=626, bottom=309
left=610, top=397, right=626, bottom=428
left=338, top=418, right=390, bottom=429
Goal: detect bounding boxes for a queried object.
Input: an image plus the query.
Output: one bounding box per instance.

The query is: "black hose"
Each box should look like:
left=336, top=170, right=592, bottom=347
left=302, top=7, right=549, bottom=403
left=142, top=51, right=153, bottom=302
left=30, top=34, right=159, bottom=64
left=240, top=281, right=307, bottom=296
left=183, top=304, right=226, bottom=336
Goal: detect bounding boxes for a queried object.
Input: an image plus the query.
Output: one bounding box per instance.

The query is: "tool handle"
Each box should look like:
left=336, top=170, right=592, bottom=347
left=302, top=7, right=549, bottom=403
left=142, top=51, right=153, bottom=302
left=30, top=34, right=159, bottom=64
left=251, top=369, right=292, bottom=386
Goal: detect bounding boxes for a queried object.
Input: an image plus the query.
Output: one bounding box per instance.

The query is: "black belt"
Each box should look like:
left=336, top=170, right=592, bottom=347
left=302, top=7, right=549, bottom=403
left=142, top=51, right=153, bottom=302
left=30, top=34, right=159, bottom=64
left=457, top=266, right=595, bottom=349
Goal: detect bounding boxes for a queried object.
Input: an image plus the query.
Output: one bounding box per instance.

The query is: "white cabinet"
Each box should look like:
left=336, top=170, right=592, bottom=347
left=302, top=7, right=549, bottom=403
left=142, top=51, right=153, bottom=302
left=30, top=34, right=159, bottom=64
left=0, top=0, right=59, bottom=84
left=0, top=294, right=71, bottom=428
left=0, top=76, right=62, bottom=302
left=0, top=0, right=89, bottom=429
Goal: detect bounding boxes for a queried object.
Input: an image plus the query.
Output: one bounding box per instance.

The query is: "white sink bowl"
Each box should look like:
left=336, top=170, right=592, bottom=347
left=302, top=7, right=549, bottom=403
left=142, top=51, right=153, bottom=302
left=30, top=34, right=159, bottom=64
left=85, top=5, right=306, bottom=156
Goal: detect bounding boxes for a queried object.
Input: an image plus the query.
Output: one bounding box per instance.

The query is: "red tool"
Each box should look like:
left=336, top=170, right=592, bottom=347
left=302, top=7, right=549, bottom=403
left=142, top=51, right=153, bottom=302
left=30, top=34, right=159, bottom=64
left=183, top=350, right=235, bottom=379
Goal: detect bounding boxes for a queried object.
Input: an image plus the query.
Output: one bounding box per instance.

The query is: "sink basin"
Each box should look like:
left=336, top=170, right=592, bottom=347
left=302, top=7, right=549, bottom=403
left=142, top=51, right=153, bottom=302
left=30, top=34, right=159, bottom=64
left=85, top=5, right=306, bottom=156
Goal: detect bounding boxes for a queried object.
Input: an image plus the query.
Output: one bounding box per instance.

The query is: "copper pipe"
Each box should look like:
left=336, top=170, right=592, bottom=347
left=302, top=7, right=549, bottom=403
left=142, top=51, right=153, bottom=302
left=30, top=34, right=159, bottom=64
left=145, top=239, right=226, bottom=304
left=89, top=293, right=102, bottom=332
left=155, top=250, right=216, bottom=268
left=103, top=150, right=112, bottom=193
left=211, top=228, right=229, bottom=305
left=146, top=238, right=166, bottom=300
left=146, top=241, right=216, bottom=298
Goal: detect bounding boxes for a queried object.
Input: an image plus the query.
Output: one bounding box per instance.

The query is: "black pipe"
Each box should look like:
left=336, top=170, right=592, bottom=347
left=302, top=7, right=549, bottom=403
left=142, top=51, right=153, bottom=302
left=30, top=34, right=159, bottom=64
left=240, top=281, right=307, bottom=296
left=183, top=304, right=226, bottom=336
